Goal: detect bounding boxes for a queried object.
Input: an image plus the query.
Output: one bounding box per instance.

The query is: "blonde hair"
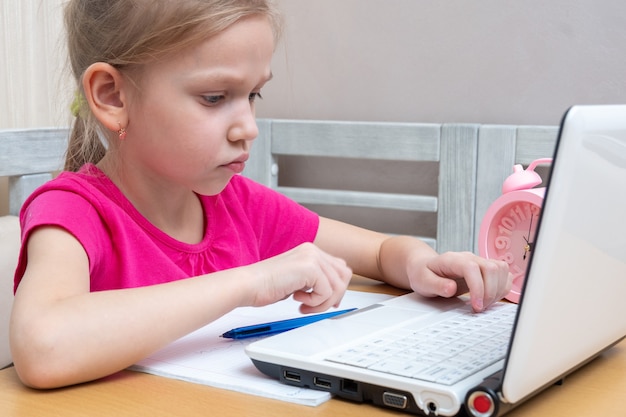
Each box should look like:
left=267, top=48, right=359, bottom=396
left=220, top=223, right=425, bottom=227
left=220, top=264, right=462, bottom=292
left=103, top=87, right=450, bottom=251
left=64, top=0, right=283, bottom=172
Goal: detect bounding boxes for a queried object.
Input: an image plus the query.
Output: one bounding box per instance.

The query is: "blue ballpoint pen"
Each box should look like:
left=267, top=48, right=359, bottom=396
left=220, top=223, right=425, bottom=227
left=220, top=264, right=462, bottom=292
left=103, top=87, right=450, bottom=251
left=220, top=308, right=357, bottom=340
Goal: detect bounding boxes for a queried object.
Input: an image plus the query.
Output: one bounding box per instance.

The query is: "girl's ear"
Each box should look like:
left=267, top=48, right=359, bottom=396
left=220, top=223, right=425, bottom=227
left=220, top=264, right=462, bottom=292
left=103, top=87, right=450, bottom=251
left=82, top=62, right=128, bottom=133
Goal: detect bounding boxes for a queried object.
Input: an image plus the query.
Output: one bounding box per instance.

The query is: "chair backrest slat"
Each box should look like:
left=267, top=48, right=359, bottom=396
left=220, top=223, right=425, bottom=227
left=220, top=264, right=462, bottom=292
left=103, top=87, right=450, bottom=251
left=0, top=128, right=69, bottom=216
left=270, top=120, right=441, bottom=161
left=0, top=128, right=69, bottom=176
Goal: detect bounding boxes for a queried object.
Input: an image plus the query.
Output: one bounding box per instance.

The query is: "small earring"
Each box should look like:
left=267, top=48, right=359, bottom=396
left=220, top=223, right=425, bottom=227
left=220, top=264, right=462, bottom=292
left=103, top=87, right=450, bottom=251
left=117, top=123, right=127, bottom=140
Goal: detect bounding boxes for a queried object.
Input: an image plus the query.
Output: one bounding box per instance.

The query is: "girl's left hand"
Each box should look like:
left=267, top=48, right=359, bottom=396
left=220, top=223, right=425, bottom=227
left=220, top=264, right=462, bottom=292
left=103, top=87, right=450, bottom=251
left=407, top=251, right=512, bottom=312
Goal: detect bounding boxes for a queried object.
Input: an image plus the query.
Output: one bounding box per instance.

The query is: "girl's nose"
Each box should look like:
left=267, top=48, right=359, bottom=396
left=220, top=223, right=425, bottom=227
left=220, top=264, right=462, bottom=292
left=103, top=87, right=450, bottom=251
left=227, top=101, right=259, bottom=144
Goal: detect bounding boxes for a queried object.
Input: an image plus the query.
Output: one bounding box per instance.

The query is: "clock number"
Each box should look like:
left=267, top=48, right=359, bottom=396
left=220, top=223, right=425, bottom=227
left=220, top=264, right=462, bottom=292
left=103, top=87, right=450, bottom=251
left=497, top=225, right=513, bottom=236
left=499, top=252, right=515, bottom=264
left=500, top=253, right=525, bottom=278
left=523, top=203, right=532, bottom=219
left=508, top=205, right=527, bottom=224
left=494, top=236, right=511, bottom=250
left=511, top=264, right=525, bottom=280
left=500, top=216, right=516, bottom=231
left=530, top=204, right=540, bottom=216
left=516, top=205, right=527, bottom=221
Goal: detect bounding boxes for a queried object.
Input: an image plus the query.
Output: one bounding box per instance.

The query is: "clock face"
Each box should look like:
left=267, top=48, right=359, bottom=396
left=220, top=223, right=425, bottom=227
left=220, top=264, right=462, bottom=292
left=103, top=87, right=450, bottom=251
left=483, top=201, right=542, bottom=303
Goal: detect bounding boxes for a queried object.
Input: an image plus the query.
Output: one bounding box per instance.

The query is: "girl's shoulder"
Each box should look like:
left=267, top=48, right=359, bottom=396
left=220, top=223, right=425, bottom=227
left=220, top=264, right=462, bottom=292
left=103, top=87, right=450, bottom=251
left=20, top=163, right=120, bottom=216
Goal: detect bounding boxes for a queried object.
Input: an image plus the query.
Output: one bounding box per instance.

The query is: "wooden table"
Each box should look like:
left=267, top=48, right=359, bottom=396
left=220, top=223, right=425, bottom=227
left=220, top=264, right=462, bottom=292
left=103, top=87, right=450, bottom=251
left=1, top=278, right=625, bottom=416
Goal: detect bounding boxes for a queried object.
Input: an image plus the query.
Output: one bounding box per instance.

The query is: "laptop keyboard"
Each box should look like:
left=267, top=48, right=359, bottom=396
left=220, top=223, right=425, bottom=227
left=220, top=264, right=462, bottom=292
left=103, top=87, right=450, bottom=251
left=325, top=302, right=517, bottom=385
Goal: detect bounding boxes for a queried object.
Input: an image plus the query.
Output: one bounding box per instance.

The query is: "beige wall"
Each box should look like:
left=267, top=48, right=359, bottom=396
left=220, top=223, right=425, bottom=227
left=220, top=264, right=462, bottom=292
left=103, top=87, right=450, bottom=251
left=258, top=0, right=626, bottom=125
left=1, top=0, right=69, bottom=129
left=4, top=0, right=624, bottom=129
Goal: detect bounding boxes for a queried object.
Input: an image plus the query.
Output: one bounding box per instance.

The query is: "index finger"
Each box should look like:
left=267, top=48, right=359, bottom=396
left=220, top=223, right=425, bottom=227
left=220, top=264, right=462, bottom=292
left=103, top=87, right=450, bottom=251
left=458, top=259, right=486, bottom=312
left=427, top=252, right=486, bottom=312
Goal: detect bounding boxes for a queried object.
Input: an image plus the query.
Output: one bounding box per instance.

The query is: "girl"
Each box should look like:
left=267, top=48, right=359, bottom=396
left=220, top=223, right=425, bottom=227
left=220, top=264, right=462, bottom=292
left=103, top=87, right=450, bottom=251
left=10, top=0, right=511, bottom=389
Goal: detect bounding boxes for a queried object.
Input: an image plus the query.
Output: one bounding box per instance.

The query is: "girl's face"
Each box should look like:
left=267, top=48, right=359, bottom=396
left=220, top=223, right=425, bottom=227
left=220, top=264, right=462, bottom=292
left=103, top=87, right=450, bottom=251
left=120, top=15, right=275, bottom=196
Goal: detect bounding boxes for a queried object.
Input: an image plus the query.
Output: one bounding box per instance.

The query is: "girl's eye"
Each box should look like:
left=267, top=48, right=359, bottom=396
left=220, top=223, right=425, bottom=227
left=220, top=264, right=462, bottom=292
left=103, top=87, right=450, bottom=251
left=202, top=95, right=224, bottom=105
left=249, top=92, right=263, bottom=102
left=201, top=93, right=262, bottom=106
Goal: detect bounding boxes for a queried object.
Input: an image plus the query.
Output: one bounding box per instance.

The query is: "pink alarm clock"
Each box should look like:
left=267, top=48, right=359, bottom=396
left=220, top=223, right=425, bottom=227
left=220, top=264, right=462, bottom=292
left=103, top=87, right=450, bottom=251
left=478, top=158, right=552, bottom=303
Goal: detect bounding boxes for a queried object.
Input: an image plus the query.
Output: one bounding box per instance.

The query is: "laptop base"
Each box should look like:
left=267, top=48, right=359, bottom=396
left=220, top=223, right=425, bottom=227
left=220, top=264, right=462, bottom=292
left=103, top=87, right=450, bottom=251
left=253, top=359, right=448, bottom=416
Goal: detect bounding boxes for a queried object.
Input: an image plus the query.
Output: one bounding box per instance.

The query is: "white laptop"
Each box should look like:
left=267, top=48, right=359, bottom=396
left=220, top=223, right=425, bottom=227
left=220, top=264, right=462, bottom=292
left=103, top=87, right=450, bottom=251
left=245, top=105, right=626, bottom=416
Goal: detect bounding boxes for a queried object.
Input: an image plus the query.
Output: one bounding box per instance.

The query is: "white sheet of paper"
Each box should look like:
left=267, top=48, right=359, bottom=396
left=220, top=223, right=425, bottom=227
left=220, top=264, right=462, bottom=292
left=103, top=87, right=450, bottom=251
left=130, top=290, right=393, bottom=406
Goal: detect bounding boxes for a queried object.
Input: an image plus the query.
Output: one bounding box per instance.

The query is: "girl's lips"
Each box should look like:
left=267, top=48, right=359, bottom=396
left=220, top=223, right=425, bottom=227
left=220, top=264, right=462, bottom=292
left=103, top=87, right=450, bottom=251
left=222, top=154, right=249, bottom=174
left=224, top=161, right=246, bottom=174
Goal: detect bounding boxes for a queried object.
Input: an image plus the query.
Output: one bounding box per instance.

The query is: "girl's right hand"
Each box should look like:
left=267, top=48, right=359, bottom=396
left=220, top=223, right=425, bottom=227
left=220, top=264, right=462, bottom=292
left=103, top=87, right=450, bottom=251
left=244, top=242, right=353, bottom=314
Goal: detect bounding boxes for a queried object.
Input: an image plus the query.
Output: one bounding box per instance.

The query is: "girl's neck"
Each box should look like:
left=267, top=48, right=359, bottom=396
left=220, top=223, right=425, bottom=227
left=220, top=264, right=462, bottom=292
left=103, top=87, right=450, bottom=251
left=96, top=156, right=205, bottom=244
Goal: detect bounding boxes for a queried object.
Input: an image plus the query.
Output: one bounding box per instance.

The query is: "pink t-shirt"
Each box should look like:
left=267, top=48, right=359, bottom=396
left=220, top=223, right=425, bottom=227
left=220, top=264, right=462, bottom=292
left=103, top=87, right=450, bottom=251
left=14, top=164, right=319, bottom=292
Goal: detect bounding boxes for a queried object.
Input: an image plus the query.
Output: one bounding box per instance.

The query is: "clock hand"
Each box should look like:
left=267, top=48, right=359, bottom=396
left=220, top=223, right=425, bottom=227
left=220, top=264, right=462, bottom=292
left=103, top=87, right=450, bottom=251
left=523, top=214, right=534, bottom=260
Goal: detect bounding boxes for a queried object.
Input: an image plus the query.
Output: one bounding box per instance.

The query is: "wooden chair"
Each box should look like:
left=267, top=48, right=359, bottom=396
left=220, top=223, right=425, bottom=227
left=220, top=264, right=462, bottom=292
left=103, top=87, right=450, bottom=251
left=245, top=119, right=481, bottom=253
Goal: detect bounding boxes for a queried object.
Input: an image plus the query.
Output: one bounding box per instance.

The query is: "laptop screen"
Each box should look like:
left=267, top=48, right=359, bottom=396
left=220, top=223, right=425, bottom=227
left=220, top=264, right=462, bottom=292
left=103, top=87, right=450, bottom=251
left=502, top=105, right=626, bottom=403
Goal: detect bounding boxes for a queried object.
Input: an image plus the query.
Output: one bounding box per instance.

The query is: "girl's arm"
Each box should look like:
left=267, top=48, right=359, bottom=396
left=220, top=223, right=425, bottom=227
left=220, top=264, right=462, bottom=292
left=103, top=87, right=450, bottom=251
left=314, top=217, right=512, bottom=313
left=10, top=226, right=351, bottom=389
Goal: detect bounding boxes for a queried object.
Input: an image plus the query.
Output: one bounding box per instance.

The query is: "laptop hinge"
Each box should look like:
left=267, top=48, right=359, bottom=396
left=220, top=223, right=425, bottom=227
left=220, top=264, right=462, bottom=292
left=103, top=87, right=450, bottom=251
left=464, top=371, right=516, bottom=417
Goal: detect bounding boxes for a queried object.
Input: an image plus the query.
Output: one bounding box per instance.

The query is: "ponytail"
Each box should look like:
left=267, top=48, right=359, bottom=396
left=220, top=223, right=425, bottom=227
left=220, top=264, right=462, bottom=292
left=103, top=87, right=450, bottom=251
left=64, top=92, right=106, bottom=172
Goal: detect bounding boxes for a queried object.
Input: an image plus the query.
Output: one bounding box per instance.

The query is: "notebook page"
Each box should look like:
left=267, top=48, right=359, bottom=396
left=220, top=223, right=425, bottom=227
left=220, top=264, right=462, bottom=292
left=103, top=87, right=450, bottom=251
left=129, top=290, right=392, bottom=406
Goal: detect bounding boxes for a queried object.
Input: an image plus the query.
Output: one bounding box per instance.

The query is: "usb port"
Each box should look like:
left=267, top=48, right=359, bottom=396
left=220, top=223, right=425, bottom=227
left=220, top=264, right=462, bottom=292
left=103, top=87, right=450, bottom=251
left=283, top=370, right=301, bottom=383
left=313, top=377, right=332, bottom=389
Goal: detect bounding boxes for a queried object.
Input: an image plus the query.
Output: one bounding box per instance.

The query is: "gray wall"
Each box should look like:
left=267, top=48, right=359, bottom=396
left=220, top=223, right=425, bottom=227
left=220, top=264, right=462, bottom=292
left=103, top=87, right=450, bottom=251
left=257, top=0, right=626, bottom=125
